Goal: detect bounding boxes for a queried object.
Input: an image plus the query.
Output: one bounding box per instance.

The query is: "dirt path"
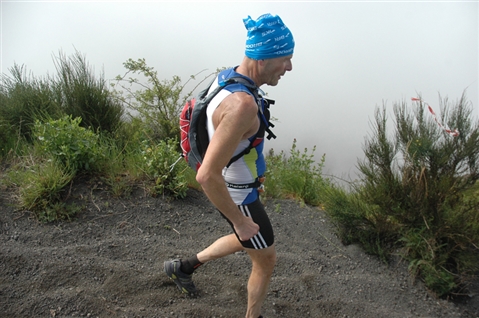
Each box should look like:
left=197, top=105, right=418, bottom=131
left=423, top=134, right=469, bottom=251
left=1, top=181, right=478, bottom=317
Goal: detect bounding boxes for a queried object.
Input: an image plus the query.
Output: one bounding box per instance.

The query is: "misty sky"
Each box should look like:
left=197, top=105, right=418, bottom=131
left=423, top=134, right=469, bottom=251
left=2, top=1, right=478, bottom=182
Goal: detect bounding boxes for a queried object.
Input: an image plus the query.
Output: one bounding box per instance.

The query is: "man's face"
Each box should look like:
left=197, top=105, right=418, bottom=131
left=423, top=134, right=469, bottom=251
left=260, top=55, right=293, bottom=86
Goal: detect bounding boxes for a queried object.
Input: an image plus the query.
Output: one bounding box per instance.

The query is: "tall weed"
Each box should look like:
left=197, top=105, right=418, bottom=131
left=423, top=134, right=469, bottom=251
left=52, top=50, right=124, bottom=134
left=139, top=138, right=188, bottom=199
left=5, top=155, right=77, bottom=222
left=96, top=135, right=137, bottom=198
left=266, top=139, right=328, bottom=206
left=0, top=64, right=61, bottom=147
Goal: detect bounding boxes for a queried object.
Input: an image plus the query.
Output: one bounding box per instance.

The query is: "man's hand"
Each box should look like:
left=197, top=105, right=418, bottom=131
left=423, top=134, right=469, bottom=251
left=234, top=216, right=260, bottom=241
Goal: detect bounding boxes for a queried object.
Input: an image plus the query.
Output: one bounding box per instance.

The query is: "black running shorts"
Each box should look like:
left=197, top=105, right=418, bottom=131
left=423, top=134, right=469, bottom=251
left=219, top=198, right=274, bottom=249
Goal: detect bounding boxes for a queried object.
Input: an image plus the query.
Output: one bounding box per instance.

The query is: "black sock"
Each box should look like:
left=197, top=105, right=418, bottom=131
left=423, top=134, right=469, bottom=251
left=180, top=255, right=203, bottom=275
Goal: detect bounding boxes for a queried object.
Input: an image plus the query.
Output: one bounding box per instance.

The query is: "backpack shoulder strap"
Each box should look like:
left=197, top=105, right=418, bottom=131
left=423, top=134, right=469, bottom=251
left=188, top=76, right=256, bottom=168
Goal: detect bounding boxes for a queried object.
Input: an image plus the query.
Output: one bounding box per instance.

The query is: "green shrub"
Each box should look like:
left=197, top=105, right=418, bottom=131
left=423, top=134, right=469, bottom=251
left=139, top=138, right=188, bottom=199
left=265, top=139, right=328, bottom=206
left=353, top=93, right=479, bottom=296
left=0, top=117, right=21, bottom=158
left=0, top=64, right=61, bottom=146
left=52, top=50, right=124, bottom=134
left=0, top=51, right=124, bottom=157
left=112, top=58, right=215, bottom=143
left=112, top=58, right=185, bottom=142
left=96, top=135, right=137, bottom=198
left=321, top=184, right=394, bottom=262
left=6, top=156, right=77, bottom=222
left=33, top=115, right=102, bottom=173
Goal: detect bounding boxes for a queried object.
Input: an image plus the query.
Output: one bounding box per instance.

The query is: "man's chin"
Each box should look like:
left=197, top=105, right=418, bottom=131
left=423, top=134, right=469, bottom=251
left=267, top=80, right=279, bottom=87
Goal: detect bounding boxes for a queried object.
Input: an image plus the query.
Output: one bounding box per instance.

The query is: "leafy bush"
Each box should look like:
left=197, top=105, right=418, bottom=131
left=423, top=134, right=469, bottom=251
left=139, top=138, right=188, bottom=199
left=33, top=115, right=102, bottom=173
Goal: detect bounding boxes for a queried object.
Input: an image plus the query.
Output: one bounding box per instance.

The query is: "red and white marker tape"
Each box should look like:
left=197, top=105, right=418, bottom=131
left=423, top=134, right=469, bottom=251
left=411, top=97, right=460, bottom=137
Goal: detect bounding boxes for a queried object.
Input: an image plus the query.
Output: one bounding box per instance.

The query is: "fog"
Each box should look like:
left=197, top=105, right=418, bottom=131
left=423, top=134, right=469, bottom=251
left=2, top=1, right=477, bottom=182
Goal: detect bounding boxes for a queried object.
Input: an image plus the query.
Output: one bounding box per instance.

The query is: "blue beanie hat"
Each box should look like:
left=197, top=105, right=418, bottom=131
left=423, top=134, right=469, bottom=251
left=243, top=13, right=295, bottom=60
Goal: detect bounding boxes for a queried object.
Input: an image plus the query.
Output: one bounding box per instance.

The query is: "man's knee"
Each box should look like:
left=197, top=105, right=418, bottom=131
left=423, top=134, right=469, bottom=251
left=248, top=246, right=276, bottom=272
left=263, top=248, right=276, bottom=266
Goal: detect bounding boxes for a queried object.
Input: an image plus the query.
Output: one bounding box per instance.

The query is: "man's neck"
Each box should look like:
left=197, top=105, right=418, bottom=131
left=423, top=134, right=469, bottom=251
left=235, top=57, right=263, bottom=87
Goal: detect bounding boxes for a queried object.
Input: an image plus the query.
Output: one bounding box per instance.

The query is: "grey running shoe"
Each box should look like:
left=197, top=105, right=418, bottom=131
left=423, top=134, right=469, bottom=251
left=164, top=259, right=197, bottom=295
